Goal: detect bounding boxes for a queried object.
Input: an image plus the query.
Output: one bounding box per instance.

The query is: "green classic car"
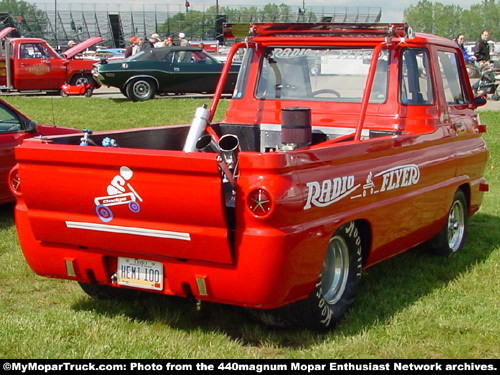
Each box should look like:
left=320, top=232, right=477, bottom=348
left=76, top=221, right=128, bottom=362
left=93, top=46, right=240, bottom=101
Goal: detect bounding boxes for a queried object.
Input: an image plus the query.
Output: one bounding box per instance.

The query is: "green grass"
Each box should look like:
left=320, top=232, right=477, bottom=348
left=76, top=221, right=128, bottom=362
left=0, top=96, right=499, bottom=359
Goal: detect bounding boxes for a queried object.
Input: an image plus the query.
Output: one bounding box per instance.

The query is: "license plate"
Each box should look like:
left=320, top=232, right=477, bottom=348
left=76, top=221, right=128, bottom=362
left=117, top=257, right=163, bottom=291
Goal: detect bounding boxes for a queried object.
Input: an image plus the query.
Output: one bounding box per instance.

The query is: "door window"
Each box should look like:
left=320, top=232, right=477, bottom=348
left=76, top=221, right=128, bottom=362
left=437, top=51, right=469, bottom=105
left=19, top=43, right=53, bottom=59
left=0, top=105, right=22, bottom=133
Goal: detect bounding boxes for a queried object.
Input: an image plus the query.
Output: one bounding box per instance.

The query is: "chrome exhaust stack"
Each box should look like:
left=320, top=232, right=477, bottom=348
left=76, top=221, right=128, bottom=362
left=196, top=133, right=240, bottom=204
left=218, top=134, right=239, bottom=175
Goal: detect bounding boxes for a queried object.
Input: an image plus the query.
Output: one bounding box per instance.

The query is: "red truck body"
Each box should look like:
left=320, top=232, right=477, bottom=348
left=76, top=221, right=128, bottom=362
left=0, top=27, right=102, bottom=92
left=11, top=23, right=489, bottom=330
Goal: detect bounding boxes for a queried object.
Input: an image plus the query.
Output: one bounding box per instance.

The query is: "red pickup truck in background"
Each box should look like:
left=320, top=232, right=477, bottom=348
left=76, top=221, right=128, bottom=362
left=0, top=27, right=102, bottom=93
left=10, top=23, right=489, bottom=331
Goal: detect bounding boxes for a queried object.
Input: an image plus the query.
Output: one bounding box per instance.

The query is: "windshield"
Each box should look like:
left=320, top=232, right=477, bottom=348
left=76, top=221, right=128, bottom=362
left=256, top=47, right=389, bottom=103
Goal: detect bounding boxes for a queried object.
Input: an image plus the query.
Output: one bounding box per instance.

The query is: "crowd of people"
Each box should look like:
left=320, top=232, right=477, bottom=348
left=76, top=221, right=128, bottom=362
left=454, top=29, right=494, bottom=70
left=124, top=32, right=189, bottom=58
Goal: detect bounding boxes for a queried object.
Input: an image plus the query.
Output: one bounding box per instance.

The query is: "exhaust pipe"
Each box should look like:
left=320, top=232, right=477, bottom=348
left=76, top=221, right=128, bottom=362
left=218, top=134, right=239, bottom=172
left=196, top=134, right=220, bottom=153
left=196, top=133, right=240, bottom=201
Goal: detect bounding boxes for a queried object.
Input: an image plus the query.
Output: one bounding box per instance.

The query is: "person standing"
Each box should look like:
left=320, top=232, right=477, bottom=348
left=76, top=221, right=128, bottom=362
left=454, top=34, right=475, bottom=63
left=140, top=34, right=157, bottom=52
left=179, top=32, right=189, bottom=46
left=133, top=38, right=142, bottom=55
left=125, top=36, right=137, bottom=58
left=474, top=29, right=491, bottom=69
left=163, top=36, right=174, bottom=47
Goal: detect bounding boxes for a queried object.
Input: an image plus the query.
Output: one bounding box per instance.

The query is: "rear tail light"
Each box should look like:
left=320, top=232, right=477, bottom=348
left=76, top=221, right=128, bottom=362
left=247, top=189, right=273, bottom=217
left=8, top=164, right=21, bottom=197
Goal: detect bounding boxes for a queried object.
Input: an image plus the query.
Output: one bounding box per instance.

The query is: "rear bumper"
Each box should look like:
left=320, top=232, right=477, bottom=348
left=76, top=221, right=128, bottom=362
left=15, top=203, right=319, bottom=309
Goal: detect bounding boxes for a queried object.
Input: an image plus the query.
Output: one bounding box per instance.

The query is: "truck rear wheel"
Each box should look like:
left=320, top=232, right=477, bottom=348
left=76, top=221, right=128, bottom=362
left=248, top=222, right=363, bottom=331
left=126, top=78, right=156, bottom=101
left=428, top=189, right=468, bottom=256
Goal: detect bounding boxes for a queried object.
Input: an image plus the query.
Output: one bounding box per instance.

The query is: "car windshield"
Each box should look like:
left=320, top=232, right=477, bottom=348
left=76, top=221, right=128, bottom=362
left=255, top=47, right=389, bottom=103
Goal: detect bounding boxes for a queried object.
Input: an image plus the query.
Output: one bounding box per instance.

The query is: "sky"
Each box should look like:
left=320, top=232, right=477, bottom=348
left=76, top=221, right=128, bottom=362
left=28, top=1, right=480, bottom=23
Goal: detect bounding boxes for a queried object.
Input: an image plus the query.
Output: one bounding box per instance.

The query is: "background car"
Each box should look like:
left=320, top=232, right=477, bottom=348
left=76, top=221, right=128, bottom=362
left=0, top=99, right=80, bottom=203
left=93, top=46, right=240, bottom=101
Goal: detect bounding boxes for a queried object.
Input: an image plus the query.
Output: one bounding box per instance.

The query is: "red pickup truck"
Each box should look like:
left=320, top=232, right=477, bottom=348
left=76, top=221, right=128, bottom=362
left=11, top=23, right=489, bottom=330
left=0, top=27, right=102, bottom=92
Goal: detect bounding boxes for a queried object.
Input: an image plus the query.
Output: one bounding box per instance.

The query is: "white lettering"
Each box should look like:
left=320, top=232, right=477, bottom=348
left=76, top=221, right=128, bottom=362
left=378, top=164, right=420, bottom=192
left=291, top=363, right=326, bottom=372
left=304, top=175, right=359, bottom=209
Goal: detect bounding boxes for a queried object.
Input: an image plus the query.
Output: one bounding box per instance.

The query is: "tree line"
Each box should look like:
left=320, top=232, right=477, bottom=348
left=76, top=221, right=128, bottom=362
left=404, top=0, right=500, bottom=42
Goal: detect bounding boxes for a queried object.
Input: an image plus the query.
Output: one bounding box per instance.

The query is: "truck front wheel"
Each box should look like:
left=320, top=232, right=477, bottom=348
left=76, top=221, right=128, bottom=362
left=70, top=73, right=99, bottom=89
left=248, top=222, right=363, bottom=331
left=126, top=78, right=156, bottom=101
left=428, top=189, right=468, bottom=256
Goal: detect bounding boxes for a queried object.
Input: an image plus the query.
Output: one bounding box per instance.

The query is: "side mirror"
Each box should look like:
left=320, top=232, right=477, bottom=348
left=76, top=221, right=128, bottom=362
left=474, top=95, right=487, bottom=107
left=25, top=120, right=37, bottom=133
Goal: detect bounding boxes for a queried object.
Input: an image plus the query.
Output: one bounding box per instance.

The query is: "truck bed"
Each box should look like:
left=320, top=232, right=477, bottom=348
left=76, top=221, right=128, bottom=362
left=45, top=123, right=399, bottom=152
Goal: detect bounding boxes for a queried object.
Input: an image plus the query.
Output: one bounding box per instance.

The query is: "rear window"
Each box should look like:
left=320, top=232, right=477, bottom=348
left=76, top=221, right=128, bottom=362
left=255, top=47, right=389, bottom=103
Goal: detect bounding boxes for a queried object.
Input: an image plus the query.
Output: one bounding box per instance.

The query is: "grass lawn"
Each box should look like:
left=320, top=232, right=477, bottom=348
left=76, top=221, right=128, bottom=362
left=0, top=96, right=498, bottom=359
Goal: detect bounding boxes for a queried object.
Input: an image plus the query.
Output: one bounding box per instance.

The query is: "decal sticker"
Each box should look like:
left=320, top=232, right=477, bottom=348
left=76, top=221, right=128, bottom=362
left=94, top=166, right=143, bottom=222
left=304, top=164, right=421, bottom=209
left=304, top=175, right=360, bottom=209
left=377, top=164, right=420, bottom=192
left=26, top=63, right=51, bottom=76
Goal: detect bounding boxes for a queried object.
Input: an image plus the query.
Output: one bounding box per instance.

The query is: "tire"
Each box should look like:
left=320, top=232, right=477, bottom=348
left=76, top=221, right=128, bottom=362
left=70, top=73, right=99, bottom=89
left=429, top=189, right=468, bottom=256
left=248, top=222, right=363, bottom=331
left=126, top=78, right=156, bottom=101
left=84, top=88, right=93, bottom=97
left=466, top=63, right=480, bottom=79
left=60, top=89, right=68, bottom=97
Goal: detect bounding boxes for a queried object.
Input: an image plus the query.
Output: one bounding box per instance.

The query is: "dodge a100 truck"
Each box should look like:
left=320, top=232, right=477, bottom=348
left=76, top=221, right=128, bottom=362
left=10, top=23, right=489, bottom=330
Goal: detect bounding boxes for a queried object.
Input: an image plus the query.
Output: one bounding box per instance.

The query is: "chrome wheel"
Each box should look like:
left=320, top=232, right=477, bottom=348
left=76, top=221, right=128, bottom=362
left=132, top=81, right=152, bottom=99
left=127, top=79, right=156, bottom=101
left=321, top=234, right=350, bottom=305
left=428, top=189, right=468, bottom=256
left=447, top=199, right=466, bottom=252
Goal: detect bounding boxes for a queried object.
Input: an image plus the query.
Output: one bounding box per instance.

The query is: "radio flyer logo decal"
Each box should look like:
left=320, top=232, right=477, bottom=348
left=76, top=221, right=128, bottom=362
left=94, top=166, right=143, bottom=222
left=304, top=164, right=420, bottom=210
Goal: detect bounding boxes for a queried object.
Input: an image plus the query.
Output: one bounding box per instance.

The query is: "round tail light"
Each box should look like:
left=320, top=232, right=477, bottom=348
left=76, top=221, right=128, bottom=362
left=247, top=189, right=273, bottom=217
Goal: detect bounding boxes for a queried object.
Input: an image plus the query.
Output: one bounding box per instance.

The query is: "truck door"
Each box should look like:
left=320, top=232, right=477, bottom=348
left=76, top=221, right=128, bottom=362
left=14, top=42, right=66, bottom=90
left=170, top=50, right=220, bottom=92
left=436, top=50, right=476, bottom=135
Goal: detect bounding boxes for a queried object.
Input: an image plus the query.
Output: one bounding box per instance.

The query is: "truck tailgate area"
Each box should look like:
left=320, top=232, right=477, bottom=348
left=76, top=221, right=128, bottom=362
left=15, top=140, right=234, bottom=264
